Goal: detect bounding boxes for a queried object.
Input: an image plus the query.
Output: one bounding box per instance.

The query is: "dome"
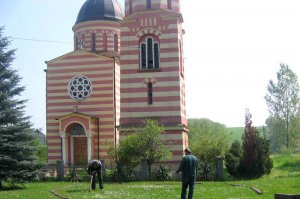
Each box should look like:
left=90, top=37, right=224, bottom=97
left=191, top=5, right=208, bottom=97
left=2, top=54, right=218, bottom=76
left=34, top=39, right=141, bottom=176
left=75, top=0, right=124, bottom=24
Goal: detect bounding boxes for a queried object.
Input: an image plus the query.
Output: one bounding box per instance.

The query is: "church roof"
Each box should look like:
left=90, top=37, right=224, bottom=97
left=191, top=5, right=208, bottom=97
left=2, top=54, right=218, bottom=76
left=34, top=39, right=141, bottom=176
left=75, top=0, right=124, bottom=24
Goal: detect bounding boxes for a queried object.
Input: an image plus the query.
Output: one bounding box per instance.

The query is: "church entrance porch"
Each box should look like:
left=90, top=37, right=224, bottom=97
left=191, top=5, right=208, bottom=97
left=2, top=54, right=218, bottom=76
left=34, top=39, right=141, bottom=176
left=57, top=112, right=97, bottom=165
left=73, top=137, right=87, bottom=164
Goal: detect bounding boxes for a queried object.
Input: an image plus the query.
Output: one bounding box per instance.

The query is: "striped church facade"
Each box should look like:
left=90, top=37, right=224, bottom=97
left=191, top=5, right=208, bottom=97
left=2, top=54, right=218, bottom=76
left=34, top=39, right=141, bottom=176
left=46, top=0, right=188, bottom=167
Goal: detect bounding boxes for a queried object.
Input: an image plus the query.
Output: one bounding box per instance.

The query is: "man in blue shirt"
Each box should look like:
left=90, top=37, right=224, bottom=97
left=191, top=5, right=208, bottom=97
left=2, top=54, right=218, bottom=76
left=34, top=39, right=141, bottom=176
left=176, top=148, right=199, bottom=199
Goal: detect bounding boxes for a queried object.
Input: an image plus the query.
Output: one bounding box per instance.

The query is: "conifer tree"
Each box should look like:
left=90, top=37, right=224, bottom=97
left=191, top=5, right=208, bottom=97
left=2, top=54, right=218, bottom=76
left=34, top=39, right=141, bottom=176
left=240, top=109, right=259, bottom=177
left=0, top=27, right=40, bottom=188
left=239, top=109, right=272, bottom=178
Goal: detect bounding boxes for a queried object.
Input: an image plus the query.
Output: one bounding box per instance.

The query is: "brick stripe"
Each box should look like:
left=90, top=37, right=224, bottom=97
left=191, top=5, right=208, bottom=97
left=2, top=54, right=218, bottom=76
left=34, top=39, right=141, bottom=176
left=48, top=60, right=113, bottom=67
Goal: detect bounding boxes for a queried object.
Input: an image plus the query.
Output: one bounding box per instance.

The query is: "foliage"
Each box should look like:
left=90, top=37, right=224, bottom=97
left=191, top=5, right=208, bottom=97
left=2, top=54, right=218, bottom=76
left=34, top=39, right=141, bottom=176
left=32, top=129, right=47, bottom=163
left=0, top=27, right=40, bottom=189
left=108, top=119, right=171, bottom=181
left=225, top=140, right=243, bottom=176
left=239, top=109, right=261, bottom=177
left=138, top=119, right=172, bottom=179
left=35, top=143, right=47, bottom=163
left=225, top=110, right=273, bottom=178
left=108, top=145, right=137, bottom=182
left=265, top=116, right=286, bottom=153
left=188, top=118, right=229, bottom=179
left=265, top=63, right=300, bottom=150
left=154, top=164, right=172, bottom=181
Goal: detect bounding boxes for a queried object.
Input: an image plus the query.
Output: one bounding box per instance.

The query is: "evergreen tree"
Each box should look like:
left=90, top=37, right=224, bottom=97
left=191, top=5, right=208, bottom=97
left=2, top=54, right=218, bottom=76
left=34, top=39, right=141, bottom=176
left=225, top=109, right=273, bottom=178
left=0, top=27, right=40, bottom=188
left=225, top=140, right=242, bottom=177
left=240, top=109, right=259, bottom=177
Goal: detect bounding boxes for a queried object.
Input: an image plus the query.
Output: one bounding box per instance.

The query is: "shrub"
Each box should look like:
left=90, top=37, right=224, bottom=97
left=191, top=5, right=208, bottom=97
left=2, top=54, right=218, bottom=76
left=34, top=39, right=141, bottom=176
left=225, top=141, right=242, bottom=177
left=154, top=164, right=172, bottom=181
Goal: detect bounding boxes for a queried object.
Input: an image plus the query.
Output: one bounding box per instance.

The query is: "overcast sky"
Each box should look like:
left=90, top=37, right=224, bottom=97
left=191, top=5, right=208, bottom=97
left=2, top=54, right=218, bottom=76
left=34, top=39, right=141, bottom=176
left=0, top=0, right=299, bottom=132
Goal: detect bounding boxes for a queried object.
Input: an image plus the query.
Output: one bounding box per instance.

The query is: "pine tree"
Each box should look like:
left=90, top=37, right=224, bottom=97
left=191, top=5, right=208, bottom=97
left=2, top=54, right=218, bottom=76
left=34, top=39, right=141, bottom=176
left=0, top=27, right=40, bottom=188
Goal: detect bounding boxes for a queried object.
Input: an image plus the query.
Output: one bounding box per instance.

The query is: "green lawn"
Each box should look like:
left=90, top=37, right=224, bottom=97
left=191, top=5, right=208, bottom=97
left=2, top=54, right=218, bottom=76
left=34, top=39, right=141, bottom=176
left=1, top=154, right=300, bottom=199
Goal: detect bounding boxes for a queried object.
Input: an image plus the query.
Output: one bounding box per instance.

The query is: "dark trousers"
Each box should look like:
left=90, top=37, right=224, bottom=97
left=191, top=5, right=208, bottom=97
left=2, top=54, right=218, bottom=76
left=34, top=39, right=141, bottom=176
left=181, top=176, right=196, bottom=199
left=91, top=169, right=104, bottom=190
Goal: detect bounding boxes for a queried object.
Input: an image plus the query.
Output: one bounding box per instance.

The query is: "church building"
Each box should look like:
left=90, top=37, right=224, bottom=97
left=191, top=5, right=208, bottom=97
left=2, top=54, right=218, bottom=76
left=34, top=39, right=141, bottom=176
left=45, top=0, right=188, bottom=167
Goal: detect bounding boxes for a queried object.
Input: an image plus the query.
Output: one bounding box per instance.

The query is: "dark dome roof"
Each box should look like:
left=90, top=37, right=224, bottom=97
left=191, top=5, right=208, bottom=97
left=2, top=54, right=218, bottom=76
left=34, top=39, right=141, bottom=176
left=75, top=0, right=124, bottom=24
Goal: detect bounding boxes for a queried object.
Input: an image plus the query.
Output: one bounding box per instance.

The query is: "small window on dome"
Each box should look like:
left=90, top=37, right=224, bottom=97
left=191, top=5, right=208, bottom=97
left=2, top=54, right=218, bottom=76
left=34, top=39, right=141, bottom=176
left=129, top=0, right=132, bottom=14
left=147, top=0, right=151, bottom=9
left=75, top=36, right=78, bottom=50
left=92, top=33, right=96, bottom=51
left=114, top=34, right=118, bottom=52
left=167, top=0, right=172, bottom=10
left=103, top=33, right=107, bottom=51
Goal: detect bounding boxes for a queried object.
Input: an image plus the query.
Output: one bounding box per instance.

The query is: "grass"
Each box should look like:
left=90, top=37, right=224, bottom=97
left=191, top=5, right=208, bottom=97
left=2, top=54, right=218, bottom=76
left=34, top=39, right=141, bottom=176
left=1, top=154, right=300, bottom=199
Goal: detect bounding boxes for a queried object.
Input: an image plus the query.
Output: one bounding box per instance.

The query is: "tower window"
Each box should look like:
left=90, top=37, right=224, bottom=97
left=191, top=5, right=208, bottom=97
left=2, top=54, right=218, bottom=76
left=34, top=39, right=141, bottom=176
left=154, top=43, right=159, bottom=69
left=91, top=33, right=96, bottom=51
left=167, top=0, right=172, bottom=10
left=147, top=0, right=151, bottom=9
left=148, top=82, right=153, bottom=104
left=114, top=34, right=118, bottom=52
left=147, top=38, right=153, bottom=69
left=141, top=43, right=146, bottom=69
left=129, top=0, right=132, bottom=14
left=139, top=36, right=160, bottom=69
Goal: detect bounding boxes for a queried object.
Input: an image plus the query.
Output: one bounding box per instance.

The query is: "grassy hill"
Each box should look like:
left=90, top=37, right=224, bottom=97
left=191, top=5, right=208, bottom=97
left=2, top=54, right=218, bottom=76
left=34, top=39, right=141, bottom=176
left=227, top=126, right=264, bottom=144
left=227, top=127, right=244, bottom=142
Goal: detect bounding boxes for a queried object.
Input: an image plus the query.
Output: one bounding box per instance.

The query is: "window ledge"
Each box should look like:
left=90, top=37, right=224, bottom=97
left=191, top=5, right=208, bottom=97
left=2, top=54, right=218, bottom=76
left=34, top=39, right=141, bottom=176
left=137, top=69, right=161, bottom=73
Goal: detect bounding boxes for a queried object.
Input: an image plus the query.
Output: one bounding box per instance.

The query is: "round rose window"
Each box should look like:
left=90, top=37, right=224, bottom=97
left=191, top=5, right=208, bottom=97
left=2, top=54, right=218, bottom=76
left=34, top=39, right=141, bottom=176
left=68, top=75, right=92, bottom=101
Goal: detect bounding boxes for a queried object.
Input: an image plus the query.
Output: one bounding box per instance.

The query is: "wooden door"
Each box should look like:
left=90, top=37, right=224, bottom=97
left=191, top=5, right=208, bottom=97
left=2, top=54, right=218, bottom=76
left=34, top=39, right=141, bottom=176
left=73, top=137, right=87, bottom=164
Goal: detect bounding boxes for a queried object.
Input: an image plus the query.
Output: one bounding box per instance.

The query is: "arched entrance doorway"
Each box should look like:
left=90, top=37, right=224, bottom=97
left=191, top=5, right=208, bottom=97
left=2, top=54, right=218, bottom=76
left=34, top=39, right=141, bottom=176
left=68, top=123, right=88, bottom=164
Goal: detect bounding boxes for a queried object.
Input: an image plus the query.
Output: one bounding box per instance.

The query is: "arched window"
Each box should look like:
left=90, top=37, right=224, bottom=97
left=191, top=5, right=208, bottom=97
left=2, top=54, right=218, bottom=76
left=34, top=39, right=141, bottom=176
left=91, top=33, right=96, bottom=51
left=70, top=123, right=85, bottom=136
left=139, top=36, right=160, bottom=69
left=154, top=43, right=159, bottom=69
left=147, top=82, right=153, bottom=104
left=141, top=43, right=146, bottom=69
left=147, top=38, right=153, bottom=69
left=114, top=34, right=118, bottom=52
left=103, top=33, right=107, bottom=51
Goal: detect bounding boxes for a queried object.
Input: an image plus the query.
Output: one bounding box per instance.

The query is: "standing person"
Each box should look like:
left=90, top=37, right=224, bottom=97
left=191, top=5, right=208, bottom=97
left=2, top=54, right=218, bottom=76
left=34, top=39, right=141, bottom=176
left=87, top=159, right=104, bottom=190
left=176, top=148, right=199, bottom=199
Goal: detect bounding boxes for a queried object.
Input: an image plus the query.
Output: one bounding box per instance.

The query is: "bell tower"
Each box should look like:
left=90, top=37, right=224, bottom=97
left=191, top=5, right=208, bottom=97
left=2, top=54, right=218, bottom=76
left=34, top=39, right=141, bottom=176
left=119, top=0, right=188, bottom=166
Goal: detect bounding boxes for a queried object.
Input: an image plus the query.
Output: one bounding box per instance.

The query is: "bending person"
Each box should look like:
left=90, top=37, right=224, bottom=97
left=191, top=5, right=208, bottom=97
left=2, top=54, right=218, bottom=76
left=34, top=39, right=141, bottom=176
left=87, top=159, right=104, bottom=190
